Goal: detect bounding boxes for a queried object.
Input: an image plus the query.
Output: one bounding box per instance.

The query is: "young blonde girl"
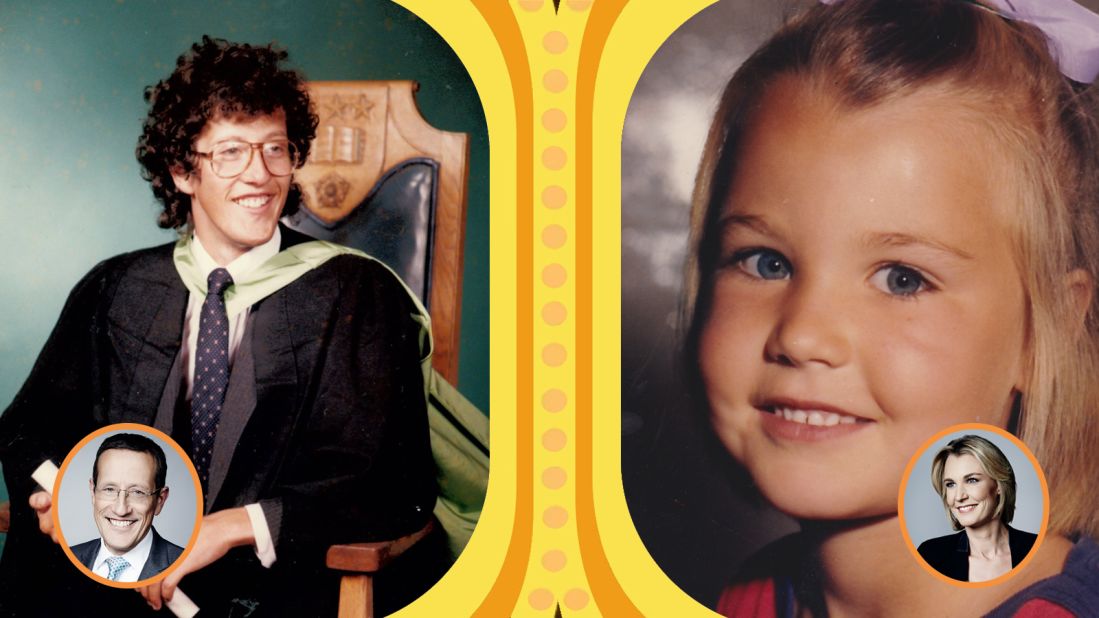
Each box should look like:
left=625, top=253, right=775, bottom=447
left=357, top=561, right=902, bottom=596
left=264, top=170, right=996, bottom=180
left=683, top=0, right=1099, bottom=615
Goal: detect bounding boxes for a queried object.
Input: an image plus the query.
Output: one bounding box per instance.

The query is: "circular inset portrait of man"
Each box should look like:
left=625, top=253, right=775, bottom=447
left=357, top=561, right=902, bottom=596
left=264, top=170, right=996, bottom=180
left=55, top=424, right=201, bottom=586
left=900, top=424, right=1046, bottom=586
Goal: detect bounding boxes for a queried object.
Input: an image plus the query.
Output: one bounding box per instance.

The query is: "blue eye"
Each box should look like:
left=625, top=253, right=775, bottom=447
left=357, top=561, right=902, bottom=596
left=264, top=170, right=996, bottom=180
left=263, top=142, right=290, bottom=158
left=870, top=264, right=927, bottom=296
left=944, top=481, right=955, bottom=489
left=737, top=249, right=791, bottom=280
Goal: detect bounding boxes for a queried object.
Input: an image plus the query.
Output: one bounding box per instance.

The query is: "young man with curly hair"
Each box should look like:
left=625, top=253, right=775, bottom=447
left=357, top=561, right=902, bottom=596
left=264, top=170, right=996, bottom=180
left=0, top=37, right=443, bottom=617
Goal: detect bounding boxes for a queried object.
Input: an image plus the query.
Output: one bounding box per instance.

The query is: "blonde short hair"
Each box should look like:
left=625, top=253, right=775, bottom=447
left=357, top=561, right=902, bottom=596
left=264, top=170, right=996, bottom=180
left=930, top=435, right=1017, bottom=531
left=684, top=0, right=1099, bottom=537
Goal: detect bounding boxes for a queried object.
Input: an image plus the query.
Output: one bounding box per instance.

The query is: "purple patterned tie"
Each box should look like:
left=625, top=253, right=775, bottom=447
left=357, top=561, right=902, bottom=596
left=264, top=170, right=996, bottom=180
left=192, top=267, right=233, bottom=489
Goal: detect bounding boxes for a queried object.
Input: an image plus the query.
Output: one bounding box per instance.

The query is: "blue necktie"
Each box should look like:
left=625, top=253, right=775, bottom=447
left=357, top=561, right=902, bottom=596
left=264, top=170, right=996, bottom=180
left=192, top=267, right=233, bottom=489
left=105, top=555, right=130, bottom=581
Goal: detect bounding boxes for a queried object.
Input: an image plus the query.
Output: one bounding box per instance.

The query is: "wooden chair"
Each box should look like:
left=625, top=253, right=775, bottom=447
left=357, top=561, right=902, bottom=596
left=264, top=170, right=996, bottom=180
left=0, top=84, right=481, bottom=611
left=0, top=82, right=481, bottom=616
left=326, top=519, right=436, bottom=618
left=291, top=81, right=480, bottom=618
left=284, top=80, right=470, bottom=385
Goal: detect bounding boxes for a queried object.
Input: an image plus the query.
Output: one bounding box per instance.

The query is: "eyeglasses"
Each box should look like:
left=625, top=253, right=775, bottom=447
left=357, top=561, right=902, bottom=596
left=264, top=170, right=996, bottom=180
left=192, top=140, right=299, bottom=179
left=95, top=486, right=161, bottom=503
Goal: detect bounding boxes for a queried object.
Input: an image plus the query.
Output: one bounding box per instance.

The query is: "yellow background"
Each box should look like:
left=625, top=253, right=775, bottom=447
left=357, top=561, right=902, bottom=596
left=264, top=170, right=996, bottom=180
left=393, top=1, right=725, bottom=615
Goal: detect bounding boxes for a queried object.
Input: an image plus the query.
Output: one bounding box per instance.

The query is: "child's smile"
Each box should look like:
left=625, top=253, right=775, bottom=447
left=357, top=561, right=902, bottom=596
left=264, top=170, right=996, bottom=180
left=699, top=77, right=1028, bottom=522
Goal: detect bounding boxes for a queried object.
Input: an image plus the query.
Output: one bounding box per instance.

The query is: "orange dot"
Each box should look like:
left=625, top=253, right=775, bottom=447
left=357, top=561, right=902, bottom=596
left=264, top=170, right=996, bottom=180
left=542, top=343, right=567, bottom=367
left=542, top=146, right=567, bottom=170
left=566, top=0, right=592, bottom=10
left=543, top=466, right=567, bottom=488
left=543, top=264, right=567, bottom=287
left=542, top=301, right=566, bottom=326
left=564, top=588, right=590, bottom=610
left=542, top=224, right=566, bottom=248
left=543, top=389, right=567, bottom=412
left=543, top=69, right=568, bottom=93
left=542, top=185, right=567, bottom=209
left=519, top=0, right=545, bottom=10
left=542, top=108, right=567, bottom=132
left=542, top=429, right=567, bottom=451
left=543, top=31, right=568, bottom=54
left=542, top=549, right=567, bottom=571
left=528, top=588, right=554, bottom=610
left=544, top=506, right=568, bottom=528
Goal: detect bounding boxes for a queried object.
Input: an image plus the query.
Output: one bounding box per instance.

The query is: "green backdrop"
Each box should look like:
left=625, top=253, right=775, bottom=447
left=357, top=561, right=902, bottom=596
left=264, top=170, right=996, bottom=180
left=0, top=0, right=490, bottom=556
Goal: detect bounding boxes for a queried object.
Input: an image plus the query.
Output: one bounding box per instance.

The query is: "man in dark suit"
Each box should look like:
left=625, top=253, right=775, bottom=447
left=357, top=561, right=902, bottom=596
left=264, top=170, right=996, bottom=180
left=69, top=433, right=185, bottom=582
left=0, top=36, right=440, bottom=617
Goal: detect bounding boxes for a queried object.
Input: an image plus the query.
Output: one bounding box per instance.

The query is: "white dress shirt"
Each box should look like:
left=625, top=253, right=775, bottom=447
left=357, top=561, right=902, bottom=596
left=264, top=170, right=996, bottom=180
left=183, top=230, right=279, bottom=568
left=91, top=528, right=154, bottom=582
left=182, top=230, right=281, bottom=398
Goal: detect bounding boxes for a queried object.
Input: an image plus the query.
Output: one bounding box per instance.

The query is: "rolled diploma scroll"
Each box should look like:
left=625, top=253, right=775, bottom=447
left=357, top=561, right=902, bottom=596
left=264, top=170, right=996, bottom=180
left=31, top=460, right=200, bottom=618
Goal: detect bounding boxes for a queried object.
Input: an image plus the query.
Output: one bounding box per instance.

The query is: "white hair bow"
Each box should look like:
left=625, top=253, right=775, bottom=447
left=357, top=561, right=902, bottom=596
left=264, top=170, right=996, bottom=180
left=819, top=0, right=1099, bottom=83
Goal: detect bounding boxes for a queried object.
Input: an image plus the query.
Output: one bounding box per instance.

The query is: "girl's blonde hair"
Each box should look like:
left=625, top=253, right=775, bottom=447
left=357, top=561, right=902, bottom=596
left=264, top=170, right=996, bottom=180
left=683, top=0, right=1099, bottom=537
left=930, top=435, right=1017, bottom=531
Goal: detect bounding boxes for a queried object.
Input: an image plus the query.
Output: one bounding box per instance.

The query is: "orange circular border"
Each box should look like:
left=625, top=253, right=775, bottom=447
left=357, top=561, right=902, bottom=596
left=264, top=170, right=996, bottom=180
left=51, top=423, right=204, bottom=589
left=897, top=422, right=1049, bottom=588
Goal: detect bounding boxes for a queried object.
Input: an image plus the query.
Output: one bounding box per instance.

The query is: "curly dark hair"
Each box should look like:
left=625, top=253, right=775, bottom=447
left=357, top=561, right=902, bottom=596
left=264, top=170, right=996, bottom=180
left=136, top=36, right=319, bottom=229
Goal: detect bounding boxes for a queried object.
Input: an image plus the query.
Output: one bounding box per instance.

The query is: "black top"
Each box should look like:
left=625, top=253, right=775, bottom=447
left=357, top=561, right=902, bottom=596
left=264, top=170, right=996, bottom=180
left=917, top=525, right=1038, bottom=582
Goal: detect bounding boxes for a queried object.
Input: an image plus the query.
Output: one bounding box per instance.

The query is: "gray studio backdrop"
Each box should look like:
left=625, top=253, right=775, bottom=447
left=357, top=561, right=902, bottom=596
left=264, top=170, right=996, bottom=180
left=904, top=429, right=1044, bottom=547
left=57, top=429, right=198, bottom=552
left=621, top=0, right=1099, bottom=608
left=621, top=1, right=808, bottom=608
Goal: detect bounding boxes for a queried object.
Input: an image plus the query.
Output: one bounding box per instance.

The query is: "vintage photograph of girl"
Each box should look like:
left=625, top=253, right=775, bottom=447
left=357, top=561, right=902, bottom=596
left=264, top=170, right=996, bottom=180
left=622, top=0, right=1099, bottom=615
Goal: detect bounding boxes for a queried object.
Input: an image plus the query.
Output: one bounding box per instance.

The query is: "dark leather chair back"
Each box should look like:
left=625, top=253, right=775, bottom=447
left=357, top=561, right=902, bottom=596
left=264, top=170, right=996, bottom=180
left=287, top=81, right=469, bottom=384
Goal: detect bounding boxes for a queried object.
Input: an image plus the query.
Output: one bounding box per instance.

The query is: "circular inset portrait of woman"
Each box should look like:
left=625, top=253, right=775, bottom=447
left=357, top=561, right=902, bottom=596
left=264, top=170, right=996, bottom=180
left=53, top=423, right=202, bottom=588
left=899, top=423, right=1047, bottom=586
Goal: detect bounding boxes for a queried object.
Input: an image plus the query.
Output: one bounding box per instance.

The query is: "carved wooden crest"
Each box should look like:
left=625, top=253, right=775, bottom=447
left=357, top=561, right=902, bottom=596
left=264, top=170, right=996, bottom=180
left=297, top=83, right=388, bottom=223
left=294, top=80, right=471, bottom=384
